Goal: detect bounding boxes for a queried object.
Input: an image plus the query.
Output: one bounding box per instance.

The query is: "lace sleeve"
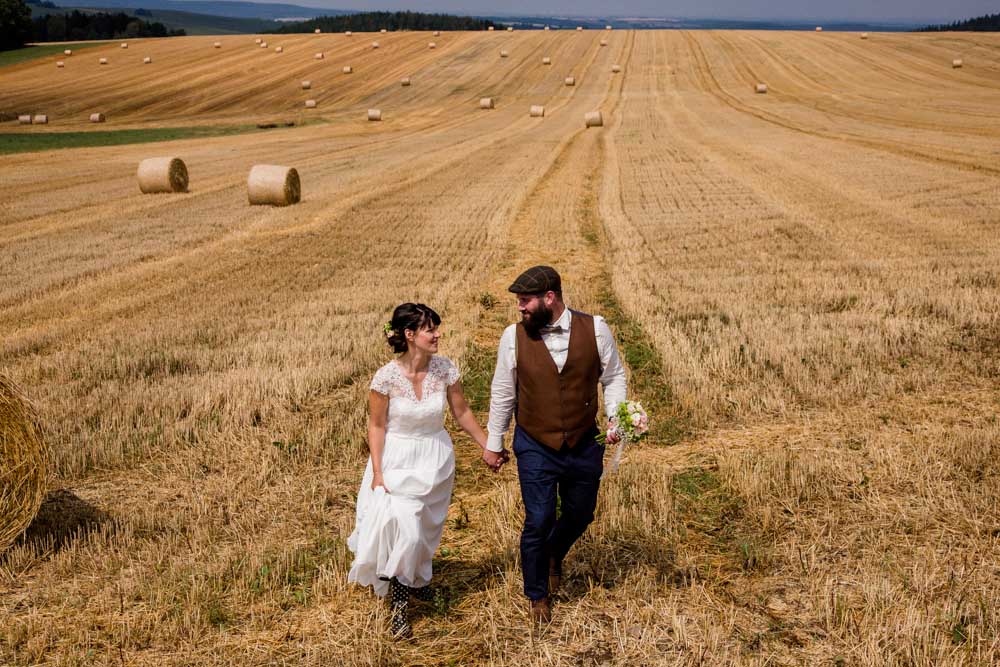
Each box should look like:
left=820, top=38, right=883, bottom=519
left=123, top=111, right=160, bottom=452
left=443, top=358, right=461, bottom=387
left=369, top=364, right=392, bottom=395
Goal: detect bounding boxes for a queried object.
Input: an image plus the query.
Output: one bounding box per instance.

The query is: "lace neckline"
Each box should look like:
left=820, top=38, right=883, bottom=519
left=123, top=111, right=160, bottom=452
left=392, top=359, right=431, bottom=402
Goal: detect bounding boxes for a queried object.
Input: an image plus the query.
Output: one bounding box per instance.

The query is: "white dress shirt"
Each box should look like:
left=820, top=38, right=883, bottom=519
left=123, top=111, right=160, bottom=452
left=486, top=306, right=627, bottom=452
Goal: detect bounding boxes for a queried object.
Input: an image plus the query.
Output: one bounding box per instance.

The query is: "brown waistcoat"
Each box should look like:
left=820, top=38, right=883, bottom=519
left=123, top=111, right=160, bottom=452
left=515, top=310, right=602, bottom=450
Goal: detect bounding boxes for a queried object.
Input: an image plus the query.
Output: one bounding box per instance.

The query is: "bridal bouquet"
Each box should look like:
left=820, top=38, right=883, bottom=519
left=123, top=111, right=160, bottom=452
left=599, top=400, right=649, bottom=476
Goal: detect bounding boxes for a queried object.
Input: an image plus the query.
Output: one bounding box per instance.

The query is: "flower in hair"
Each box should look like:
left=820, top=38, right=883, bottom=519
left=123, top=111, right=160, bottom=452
left=383, top=322, right=395, bottom=338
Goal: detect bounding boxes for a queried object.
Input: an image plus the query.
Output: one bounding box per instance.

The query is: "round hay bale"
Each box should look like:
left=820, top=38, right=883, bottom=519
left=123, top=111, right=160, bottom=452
left=63, top=49, right=72, bottom=55
left=507, top=27, right=513, bottom=32
left=605, top=25, right=613, bottom=30
left=275, top=46, right=283, bottom=53
left=345, top=31, right=352, bottom=36
left=56, top=61, right=64, bottom=68
left=301, top=80, right=312, bottom=89
left=137, top=157, right=188, bottom=194
left=584, top=111, right=603, bottom=127
left=815, top=26, right=823, bottom=32
left=952, top=58, right=963, bottom=68
left=611, top=64, right=621, bottom=73
left=529, top=104, right=545, bottom=117
left=247, top=164, right=301, bottom=206
left=488, top=26, right=494, bottom=31
left=342, top=65, right=352, bottom=73
left=401, top=76, right=411, bottom=86
left=90, top=112, right=106, bottom=122
left=143, top=56, right=152, bottom=64
left=32, top=115, right=48, bottom=124
left=314, top=28, right=321, bottom=34
left=479, top=97, right=494, bottom=109
left=371, top=41, right=380, bottom=49
left=576, top=26, right=583, bottom=31
left=305, top=99, right=316, bottom=108
left=0, top=374, right=48, bottom=554
left=18, top=115, right=31, bottom=125
left=260, top=42, right=268, bottom=48
left=755, top=83, right=768, bottom=94
left=214, top=41, right=221, bottom=48
left=433, top=30, right=440, bottom=36
left=255, top=37, right=262, bottom=44
left=380, top=28, right=387, bottom=33
left=500, top=49, right=509, bottom=58
left=600, top=40, right=608, bottom=46
left=542, top=56, right=551, bottom=65
left=367, top=108, right=382, bottom=121
left=544, top=26, right=550, bottom=31
left=99, top=57, right=108, bottom=65
left=315, top=52, right=324, bottom=60
left=861, top=32, right=869, bottom=39
left=121, top=42, right=128, bottom=48
left=428, top=42, right=436, bottom=49
left=564, top=76, right=575, bottom=86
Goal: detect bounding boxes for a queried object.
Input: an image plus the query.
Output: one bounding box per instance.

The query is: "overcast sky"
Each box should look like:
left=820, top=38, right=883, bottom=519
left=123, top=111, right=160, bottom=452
left=299, top=1, right=995, bottom=23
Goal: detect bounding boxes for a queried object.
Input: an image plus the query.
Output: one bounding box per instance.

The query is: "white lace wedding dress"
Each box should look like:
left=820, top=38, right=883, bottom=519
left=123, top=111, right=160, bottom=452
left=347, top=356, right=459, bottom=597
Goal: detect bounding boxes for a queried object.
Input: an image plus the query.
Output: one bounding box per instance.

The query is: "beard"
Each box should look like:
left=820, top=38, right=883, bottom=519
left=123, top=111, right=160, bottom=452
left=521, top=304, right=553, bottom=337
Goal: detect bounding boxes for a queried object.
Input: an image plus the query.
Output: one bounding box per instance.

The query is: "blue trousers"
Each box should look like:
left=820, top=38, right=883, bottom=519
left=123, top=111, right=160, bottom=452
left=512, top=425, right=603, bottom=601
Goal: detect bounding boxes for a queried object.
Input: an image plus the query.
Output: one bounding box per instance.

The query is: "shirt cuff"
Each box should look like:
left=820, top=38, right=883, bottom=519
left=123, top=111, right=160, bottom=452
left=486, top=433, right=506, bottom=452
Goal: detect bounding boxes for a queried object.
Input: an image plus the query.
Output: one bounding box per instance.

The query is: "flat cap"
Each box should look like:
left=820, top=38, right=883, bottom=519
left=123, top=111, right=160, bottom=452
left=508, top=265, right=562, bottom=294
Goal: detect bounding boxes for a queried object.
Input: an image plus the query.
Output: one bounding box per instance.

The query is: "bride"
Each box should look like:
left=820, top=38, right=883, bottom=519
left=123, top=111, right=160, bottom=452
left=347, top=302, right=507, bottom=638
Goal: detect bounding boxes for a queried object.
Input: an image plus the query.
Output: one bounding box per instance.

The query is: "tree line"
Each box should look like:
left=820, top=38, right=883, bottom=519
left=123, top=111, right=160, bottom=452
left=917, top=12, right=1000, bottom=31
left=273, top=11, right=503, bottom=34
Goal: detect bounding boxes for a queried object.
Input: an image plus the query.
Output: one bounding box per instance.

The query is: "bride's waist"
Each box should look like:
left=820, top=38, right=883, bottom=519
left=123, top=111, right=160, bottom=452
left=385, top=427, right=450, bottom=441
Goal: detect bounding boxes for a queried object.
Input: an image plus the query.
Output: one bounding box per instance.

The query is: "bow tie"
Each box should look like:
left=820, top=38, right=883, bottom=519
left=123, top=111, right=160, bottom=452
left=540, top=325, right=564, bottom=334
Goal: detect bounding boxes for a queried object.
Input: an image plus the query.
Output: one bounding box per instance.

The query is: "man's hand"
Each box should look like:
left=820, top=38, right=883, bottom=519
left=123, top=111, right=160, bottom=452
left=605, top=421, right=621, bottom=445
left=482, top=448, right=509, bottom=472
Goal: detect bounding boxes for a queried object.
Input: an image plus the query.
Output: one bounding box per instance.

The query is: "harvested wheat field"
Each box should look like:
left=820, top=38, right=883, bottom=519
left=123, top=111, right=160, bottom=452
left=1, top=29, right=999, bottom=666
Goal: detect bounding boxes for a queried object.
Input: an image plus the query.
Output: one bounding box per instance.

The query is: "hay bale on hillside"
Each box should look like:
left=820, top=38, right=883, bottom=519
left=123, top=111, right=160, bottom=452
left=500, top=49, right=509, bottom=58
left=0, top=374, right=48, bottom=554
left=433, top=30, right=440, bottom=36
left=301, top=80, right=312, bottom=89
left=345, top=31, right=352, bottom=36
left=99, top=57, right=108, bottom=65
left=755, top=83, right=768, bottom=94
left=305, top=99, right=316, bottom=108
left=611, top=64, right=621, bottom=73
left=815, top=26, right=823, bottom=32
left=90, top=113, right=105, bottom=122
left=314, top=28, right=321, bottom=34
left=605, top=25, right=612, bottom=30
left=56, top=61, right=64, bottom=68
left=544, top=26, right=550, bottom=31
left=342, top=65, right=352, bottom=73
left=488, top=26, right=494, bottom=31
left=480, top=97, right=494, bottom=109
left=315, top=52, right=324, bottom=59
left=143, top=56, right=152, bottom=64
left=952, top=58, right=963, bottom=68
left=367, top=109, right=382, bottom=121
left=371, top=41, right=380, bottom=49
left=584, top=111, right=603, bottom=127
left=576, top=26, right=583, bottom=31
left=380, top=28, right=387, bottom=33
left=529, top=105, right=544, bottom=117
left=428, top=42, right=436, bottom=49
left=63, top=49, right=72, bottom=55
left=275, top=46, right=283, bottom=53
left=260, top=42, right=268, bottom=48
left=861, top=32, right=869, bottom=39
left=18, top=115, right=31, bottom=125
left=121, top=42, right=128, bottom=48
left=600, top=40, right=607, bottom=46
left=32, top=115, right=48, bottom=124
left=214, top=41, right=221, bottom=48
left=564, top=76, right=575, bottom=86
left=542, top=56, right=551, bottom=65
left=137, top=157, right=188, bottom=194
left=401, top=76, right=411, bottom=86
left=255, top=38, right=261, bottom=44
left=507, top=27, right=513, bottom=31
left=247, top=164, right=300, bottom=206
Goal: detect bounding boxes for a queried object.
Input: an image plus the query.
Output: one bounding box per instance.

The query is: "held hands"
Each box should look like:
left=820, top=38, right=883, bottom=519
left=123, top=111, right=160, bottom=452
left=482, top=447, right=510, bottom=473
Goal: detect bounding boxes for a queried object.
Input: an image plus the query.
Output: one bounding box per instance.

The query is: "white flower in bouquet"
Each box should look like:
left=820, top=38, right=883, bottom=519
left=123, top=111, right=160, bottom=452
left=600, top=400, right=649, bottom=475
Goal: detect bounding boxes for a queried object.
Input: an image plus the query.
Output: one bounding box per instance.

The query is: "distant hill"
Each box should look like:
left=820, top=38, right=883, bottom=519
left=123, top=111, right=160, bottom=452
left=28, top=4, right=279, bottom=34
left=42, top=0, right=339, bottom=20
left=917, top=12, right=1000, bottom=31
left=273, top=11, right=501, bottom=34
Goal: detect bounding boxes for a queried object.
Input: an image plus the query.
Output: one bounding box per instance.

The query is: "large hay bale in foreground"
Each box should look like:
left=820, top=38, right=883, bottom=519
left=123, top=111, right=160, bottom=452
left=584, top=111, right=603, bottom=127
left=529, top=105, right=545, bottom=117
left=0, top=374, right=48, bottom=553
left=367, top=108, right=382, bottom=121
left=137, top=157, right=188, bottom=194
left=480, top=97, right=494, bottom=109
left=247, top=165, right=300, bottom=206
left=90, top=113, right=106, bottom=122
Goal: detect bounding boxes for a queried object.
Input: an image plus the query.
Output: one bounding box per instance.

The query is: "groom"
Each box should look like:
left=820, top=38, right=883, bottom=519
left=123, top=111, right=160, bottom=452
left=483, top=265, right=627, bottom=623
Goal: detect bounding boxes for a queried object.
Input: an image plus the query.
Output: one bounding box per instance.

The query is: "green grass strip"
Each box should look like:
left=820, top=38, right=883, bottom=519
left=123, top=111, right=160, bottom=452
left=0, top=42, right=112, bottom=69
left=0, top=125, right=274, bottom=155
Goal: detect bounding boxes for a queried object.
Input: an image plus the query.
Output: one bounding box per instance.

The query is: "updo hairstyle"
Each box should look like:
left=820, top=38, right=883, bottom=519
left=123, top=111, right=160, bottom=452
left=385, top=303, right=441, bottom=354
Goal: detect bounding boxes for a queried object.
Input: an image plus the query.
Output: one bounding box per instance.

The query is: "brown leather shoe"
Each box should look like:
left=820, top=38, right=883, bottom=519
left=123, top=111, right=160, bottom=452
left=548, top=558, right=561, bottom=595
left=530, top=597, right=552, bottom=624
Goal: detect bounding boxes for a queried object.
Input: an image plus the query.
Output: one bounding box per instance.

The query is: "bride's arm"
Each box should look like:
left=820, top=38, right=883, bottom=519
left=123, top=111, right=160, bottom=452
left=446, top=381, right=488, bottom=449
left=368, top=390, right=390, bottom=490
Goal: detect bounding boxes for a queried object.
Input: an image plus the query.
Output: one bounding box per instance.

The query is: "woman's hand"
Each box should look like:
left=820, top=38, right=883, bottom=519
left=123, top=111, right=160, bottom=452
left=371, top=470, right=388, bottom=492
